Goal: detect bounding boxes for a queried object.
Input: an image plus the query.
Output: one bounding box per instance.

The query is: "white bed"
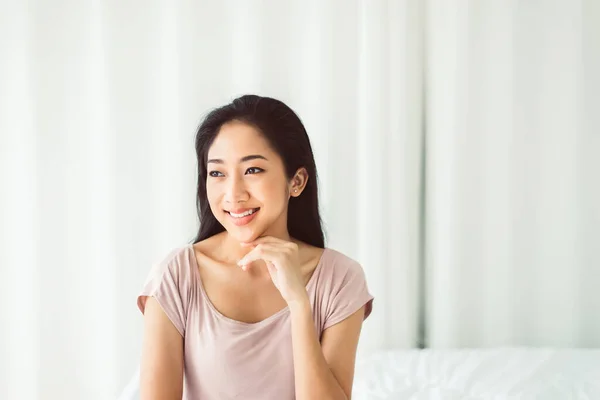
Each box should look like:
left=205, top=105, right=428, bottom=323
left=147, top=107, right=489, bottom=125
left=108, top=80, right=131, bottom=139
left=352, top=347, right=600, bottom=399
left=119, top=347, right=600, bottom=399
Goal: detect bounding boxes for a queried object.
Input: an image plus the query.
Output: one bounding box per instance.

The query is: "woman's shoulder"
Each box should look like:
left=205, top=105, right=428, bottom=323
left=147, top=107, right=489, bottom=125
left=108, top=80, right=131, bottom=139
left=317, top=247, right=370, bottom=289
left=322, top=247, right=363, bottom=272
left=158, top=244, right=193, bottom=267
left=315, top=247, right=374, bottom=328
left=138, top=244, right=196, bottom=335
left=143, top=244, right=195, bottom=284
left=157, top=244, right=190, bottom=264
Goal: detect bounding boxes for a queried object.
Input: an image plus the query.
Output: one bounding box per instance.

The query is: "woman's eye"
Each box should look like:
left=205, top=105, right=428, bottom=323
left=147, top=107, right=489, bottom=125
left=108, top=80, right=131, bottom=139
left=245, top=167, right=264, bottom=175
left=208, top=171, right=224, bottom=177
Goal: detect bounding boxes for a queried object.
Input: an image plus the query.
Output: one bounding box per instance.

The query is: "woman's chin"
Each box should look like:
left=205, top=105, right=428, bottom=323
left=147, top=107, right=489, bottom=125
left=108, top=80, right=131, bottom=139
left=226, top=227, right=263, bottom=244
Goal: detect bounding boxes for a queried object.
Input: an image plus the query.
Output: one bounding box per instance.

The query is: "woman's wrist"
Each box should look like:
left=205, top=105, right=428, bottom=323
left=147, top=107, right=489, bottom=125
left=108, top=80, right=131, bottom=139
left=287, top=292, right=311, bottom=315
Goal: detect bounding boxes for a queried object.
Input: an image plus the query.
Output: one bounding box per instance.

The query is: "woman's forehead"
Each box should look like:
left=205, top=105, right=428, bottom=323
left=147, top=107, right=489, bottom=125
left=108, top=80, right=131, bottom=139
left=208, top=122, right=274, bottom=160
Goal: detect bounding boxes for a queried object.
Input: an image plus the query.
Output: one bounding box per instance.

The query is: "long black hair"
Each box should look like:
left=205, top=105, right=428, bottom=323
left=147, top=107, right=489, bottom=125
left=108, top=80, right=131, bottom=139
left=192, top=94, right=325, bottom=248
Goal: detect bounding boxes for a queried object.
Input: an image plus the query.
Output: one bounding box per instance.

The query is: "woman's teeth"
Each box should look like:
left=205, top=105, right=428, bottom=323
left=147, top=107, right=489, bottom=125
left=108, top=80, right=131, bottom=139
left=229, top=209, right=258, bottom=218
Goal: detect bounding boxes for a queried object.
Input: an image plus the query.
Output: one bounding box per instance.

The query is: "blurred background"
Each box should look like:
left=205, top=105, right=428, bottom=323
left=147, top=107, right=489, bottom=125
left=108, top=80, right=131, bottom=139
left=1, top=1, right=599, bottom=399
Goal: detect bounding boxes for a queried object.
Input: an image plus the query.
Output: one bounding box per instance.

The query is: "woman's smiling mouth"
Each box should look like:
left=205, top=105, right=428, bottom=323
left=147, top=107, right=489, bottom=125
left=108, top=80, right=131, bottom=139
left=226, top=208, right=260, bottom=226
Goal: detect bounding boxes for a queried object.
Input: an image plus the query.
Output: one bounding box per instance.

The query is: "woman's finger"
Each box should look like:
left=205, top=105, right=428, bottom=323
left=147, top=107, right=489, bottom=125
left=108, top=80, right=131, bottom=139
left=237, top=244, right=281, bottom=268
left=266, top=261, right=278, bottom=277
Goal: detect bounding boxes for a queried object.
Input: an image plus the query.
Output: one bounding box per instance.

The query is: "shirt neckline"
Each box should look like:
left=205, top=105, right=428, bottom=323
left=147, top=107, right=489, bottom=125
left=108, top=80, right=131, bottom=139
left=187, top=243, right=328, bottom=327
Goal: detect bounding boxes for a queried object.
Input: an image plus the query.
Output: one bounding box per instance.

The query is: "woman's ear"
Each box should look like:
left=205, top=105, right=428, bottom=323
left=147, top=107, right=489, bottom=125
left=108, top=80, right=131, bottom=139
left=290, top=168, right=309, bottom=197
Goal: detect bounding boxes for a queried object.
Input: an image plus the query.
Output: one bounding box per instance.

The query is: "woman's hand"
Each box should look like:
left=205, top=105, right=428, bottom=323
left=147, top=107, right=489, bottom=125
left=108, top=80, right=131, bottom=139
left=238, top=236, right=308, bottom=306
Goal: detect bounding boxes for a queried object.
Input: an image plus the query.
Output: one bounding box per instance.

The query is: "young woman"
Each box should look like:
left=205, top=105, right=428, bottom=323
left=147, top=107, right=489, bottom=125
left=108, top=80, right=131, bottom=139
left=137, top=95, right=374, bottom=400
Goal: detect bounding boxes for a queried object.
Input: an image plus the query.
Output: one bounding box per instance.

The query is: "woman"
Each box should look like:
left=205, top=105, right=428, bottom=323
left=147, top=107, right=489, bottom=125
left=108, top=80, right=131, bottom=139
left=137, top=94, right=374, bottom=400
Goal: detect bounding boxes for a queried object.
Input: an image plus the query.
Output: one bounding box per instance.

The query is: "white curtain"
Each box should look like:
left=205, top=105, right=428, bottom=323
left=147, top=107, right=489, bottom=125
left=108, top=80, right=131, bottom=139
left=425, top=0, right=600, bottom=348
left=0, top=1, right=421, bottom=399
left=0, top=1, right=598, bottom=400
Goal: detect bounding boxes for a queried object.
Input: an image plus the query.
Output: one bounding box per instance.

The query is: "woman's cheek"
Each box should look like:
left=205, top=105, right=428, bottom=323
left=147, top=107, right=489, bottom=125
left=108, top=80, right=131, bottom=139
left=206, top=190, right=221, bottom=218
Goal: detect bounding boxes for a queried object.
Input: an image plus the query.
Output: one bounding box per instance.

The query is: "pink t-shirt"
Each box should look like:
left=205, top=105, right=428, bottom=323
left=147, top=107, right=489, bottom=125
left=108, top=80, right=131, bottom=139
left=137, top=244, right=374, bottom=400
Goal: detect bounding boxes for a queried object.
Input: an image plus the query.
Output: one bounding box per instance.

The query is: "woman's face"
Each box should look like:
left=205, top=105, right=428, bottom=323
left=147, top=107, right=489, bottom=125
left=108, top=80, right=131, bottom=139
left=206, top=121, right=296, bottom=243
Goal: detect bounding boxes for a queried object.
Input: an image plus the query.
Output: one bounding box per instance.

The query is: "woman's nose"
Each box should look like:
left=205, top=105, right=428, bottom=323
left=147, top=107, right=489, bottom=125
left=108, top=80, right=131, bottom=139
left=224, top=176, right=249, bottom=204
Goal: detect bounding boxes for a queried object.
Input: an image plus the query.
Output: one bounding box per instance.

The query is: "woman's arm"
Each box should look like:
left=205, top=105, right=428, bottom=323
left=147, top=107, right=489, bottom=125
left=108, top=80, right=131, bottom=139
left=290, top=300, right=365, bottom=400
left=140, top=297, right=184, bottom=400
left=237, top=237, right=367, bottom=400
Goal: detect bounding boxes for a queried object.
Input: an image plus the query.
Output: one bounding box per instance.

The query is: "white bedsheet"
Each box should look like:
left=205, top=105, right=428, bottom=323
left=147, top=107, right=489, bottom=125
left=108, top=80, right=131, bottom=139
left=352, top=347, right=600, bottom=400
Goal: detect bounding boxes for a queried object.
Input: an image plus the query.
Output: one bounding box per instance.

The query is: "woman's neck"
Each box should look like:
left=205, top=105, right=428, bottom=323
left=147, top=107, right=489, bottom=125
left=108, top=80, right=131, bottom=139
left=218, top=227, right=293, bottom=263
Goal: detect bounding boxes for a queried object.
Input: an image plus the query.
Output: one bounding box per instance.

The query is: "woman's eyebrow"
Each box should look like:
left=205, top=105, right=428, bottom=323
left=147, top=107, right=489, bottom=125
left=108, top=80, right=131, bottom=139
left=207, top=154, right=268, bottom=164
left=240, top=154, right=268, bottom=163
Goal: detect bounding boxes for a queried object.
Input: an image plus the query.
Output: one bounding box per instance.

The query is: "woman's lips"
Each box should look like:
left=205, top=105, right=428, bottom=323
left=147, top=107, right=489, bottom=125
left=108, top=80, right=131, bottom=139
left=226, top=208, right=260, bottom=226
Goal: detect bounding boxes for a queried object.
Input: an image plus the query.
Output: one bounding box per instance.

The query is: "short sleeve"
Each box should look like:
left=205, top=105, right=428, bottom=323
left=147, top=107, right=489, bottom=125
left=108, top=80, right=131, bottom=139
left=137, top=247, right=190, bottom=337
left=322, top=257, right=374, bottom=331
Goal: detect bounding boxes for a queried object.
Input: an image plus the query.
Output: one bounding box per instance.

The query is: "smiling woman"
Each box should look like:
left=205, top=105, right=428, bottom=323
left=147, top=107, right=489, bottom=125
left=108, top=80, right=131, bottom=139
left=136, top=95, right=374, bottom=400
